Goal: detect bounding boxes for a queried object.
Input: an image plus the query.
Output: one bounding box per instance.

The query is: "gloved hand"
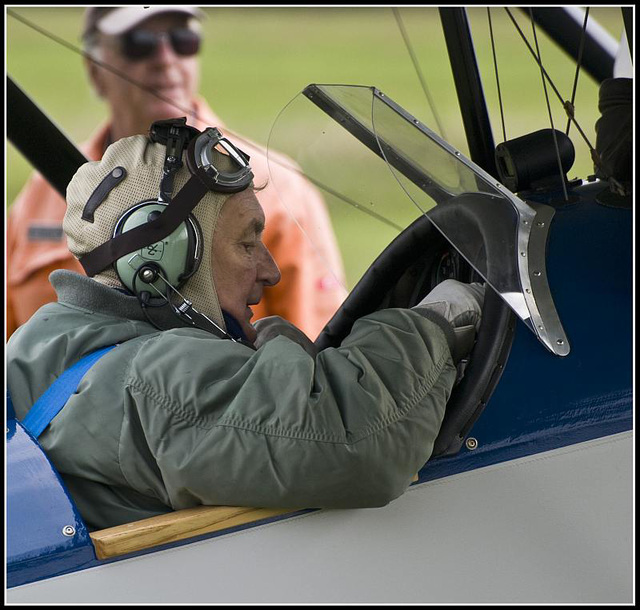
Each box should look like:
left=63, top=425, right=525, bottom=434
left=412, top=279, right=485, bottom=362
left=253, top=316, right=318, bottom=358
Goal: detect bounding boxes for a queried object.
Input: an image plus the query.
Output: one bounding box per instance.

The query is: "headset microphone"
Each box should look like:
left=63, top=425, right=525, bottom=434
left=134, top=262, right=249, bottom=345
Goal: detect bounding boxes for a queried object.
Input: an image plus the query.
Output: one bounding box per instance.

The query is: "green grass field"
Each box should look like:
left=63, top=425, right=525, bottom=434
left=6, top=7, right=626, bottom=287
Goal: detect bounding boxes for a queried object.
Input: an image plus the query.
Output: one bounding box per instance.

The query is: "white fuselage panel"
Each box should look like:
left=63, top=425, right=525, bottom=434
left=7, top=432, right=633, bottom=603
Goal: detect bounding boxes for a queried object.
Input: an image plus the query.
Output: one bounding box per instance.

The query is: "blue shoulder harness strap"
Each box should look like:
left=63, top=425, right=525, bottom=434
left=20, top=345, right=118, bottom=439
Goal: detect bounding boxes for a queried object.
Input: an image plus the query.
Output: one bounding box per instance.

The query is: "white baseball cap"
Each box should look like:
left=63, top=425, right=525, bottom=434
left=83, top=6, right=205, bottom=38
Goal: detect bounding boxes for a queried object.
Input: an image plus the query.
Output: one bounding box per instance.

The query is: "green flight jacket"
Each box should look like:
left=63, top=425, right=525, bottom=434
left=7, top=271, right=456, bottom=530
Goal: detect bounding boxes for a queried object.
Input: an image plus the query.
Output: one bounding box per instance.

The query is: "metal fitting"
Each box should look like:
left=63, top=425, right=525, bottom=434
left=465, top=437, right=478, bottom=450
left=62, top=525, right=76, bottom=537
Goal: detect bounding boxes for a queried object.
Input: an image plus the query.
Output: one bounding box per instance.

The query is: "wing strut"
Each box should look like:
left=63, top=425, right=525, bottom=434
left=438, top=8, right=498, bottom=179
left=7, top=75, right=88, bottom=199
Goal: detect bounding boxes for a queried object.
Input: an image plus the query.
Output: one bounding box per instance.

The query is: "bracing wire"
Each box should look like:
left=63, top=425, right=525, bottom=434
left=7, top=9, right=197, bottom=120
left=392, top=7, right=447, bottom=139
left=565, top=7, right=590, bottom=136
left=487, top=8, right=507, bottom=143
left=529, top=9, right=570, bottom=202
left=503, top=7, right=597, bottom=156
left=7, top=8, right=404, bottom=234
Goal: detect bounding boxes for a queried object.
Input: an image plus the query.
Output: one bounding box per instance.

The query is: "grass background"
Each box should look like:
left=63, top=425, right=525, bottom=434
left=6, top=7, right=626, bottom=287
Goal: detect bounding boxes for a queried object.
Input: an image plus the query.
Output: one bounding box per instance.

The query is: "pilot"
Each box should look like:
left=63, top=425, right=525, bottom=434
left=6, top=5, right=347, bottom=340
left=7, top=125, right=484, bottom=531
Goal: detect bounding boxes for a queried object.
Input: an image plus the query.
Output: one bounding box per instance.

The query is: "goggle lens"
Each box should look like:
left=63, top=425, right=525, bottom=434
left=122, top=28, right=201, bottom=60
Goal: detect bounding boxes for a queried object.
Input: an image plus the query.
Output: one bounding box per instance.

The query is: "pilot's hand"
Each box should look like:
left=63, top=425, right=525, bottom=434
left=253, top=316, right=318, bottom=358
left=413, top=279, right=485, bottom=362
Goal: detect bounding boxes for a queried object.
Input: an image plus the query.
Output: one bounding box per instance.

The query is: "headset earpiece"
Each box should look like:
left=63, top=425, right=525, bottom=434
left=113, top=201, right=202, bottom=297
left=179, top=215, right=201, bottom=284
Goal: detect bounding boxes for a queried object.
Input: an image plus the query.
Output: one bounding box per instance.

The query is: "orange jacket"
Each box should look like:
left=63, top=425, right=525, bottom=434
left=6, top=98, right=347, bottom=341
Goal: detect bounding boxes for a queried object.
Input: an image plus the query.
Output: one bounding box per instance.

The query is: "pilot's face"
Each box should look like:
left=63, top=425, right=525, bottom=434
left=211, top=190, right=281, bottom=343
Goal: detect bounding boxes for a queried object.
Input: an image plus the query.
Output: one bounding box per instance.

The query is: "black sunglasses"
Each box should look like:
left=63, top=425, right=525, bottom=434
left=121, top=28, right=201, bottom=61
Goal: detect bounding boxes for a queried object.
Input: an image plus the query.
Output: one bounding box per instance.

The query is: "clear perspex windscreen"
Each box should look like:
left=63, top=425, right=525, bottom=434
left=267, top=84, right=569, bottom=356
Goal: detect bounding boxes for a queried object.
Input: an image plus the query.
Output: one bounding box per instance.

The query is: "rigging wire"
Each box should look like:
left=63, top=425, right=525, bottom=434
left=7, top=8, right=404, bottom=234
left=565, top=7, right=590, bottom=136
left=7, top=9, right=197, bottom=121
left=487, top=8, right=507, bottom=143
left=529, top=9, right=569, bottom=202
left=392, top=7, right=447, bottom=140
left=503, top=7, right=597, bottom=159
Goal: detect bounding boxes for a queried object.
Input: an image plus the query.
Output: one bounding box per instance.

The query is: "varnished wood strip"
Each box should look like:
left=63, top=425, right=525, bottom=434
left=90, top=505, right=297, bottom=560
left=91, top=474, right=421, bottom=559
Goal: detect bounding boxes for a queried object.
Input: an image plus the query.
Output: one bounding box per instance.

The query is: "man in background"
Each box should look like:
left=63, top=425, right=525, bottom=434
left=6, top=6, right=346, bottom=340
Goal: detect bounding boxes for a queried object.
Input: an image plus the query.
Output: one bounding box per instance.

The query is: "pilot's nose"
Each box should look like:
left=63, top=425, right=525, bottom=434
left=259, top=243, right=281, bottom=287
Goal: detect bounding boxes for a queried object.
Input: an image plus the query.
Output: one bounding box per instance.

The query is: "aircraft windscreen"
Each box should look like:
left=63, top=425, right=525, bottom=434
left=267, top=84, right=570, bottom=356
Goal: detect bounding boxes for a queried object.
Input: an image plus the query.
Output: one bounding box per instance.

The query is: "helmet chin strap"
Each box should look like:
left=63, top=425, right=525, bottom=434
left=80, top=174, right=211, bottom=278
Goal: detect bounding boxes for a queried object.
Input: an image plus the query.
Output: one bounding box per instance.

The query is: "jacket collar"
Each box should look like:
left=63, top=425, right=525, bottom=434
left=51, top=270, right=182, bottom=328
left=51, top=270, right=250, bottom=343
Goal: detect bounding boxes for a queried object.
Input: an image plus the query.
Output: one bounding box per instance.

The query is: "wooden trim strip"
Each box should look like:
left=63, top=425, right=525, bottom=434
left=91, top=474, right=420, bottom=560
left=90, top=505, right=298, bottom=560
